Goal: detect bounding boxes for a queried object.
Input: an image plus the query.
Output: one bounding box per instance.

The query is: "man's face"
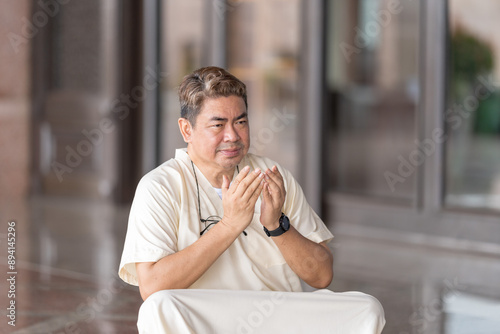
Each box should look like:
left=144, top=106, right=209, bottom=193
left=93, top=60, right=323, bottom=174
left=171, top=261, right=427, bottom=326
left=184, top=95, right=250, bottom=171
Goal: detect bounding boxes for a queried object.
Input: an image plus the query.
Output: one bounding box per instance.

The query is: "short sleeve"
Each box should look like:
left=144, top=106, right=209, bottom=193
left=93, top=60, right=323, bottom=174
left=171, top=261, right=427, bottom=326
left=118, top=172, right=180, bottom=286
left=281, top=168, right=334, bottom=245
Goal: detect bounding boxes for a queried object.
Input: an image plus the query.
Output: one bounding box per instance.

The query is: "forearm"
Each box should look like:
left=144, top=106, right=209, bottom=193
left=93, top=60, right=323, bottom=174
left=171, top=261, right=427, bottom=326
left=272, top=225, right=333, bottom=288
left=136, top=221, right=241, bottom=300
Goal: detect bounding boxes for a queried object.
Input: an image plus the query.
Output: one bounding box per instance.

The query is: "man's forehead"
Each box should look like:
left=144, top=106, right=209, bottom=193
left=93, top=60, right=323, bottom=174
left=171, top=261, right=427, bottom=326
left=201, top=111, right=248, bottom=122
left=198, top=97, right=247, bottom=120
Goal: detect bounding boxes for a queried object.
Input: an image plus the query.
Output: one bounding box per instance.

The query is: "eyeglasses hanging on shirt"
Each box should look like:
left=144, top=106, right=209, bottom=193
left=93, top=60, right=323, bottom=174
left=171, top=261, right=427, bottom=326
left=191, top=160, right=247, bottom=236
left=199, top=215, right=223, bottom=236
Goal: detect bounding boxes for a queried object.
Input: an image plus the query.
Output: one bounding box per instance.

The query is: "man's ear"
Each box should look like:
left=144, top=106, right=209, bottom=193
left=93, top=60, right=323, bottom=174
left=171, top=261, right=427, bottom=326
left=178, top=118, right=193, bottom=143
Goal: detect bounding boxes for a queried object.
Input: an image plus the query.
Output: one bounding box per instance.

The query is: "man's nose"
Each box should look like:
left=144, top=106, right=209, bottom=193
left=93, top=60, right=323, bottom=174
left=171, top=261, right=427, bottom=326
left=224, top=124, right=241, bottom=142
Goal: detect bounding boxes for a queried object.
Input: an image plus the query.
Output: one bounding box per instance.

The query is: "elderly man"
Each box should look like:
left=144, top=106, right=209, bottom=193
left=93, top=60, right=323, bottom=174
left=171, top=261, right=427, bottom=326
left=119, top=66, right=385, bottom=333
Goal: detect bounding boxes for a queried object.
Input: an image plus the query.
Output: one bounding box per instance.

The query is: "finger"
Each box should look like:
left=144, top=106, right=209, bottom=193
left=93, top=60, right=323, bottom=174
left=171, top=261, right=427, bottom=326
left=265, top=167, right=285, bottom=192
left=263, top=177, right=285, bottom=209
left=244, top=172, right=265, bottom=201
left=238, top=169, right=264, bottom=200
left=262, top=181, right=272, bottom=203
left=264, top=171, right=281, bottom=195
left=231, top=165, right=250, bottom=189
left=262, top=183, right=282, bottom=217
left=266, top=166, right=284, bottom=184
left=263, top=183, right=282, bottom=220
left=234, top=168, right=262, bottom=196
left=248, top=177, right=265, bottom=205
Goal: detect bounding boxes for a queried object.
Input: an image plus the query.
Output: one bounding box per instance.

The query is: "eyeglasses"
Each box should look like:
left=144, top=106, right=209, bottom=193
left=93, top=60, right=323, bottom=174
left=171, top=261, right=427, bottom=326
left=200, top=215, right=222, bottom=236
left=199, top=215, right=248, bottom=236
left=191, top=160, right=247, bottom=237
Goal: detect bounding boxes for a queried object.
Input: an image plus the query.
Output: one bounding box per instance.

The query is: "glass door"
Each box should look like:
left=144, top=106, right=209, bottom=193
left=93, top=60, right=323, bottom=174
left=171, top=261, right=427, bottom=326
left=324, top=0, right=420, bottom=204
left=445, top=0, right=500, bottom=212
left=323, top=0, right=500, bottom=245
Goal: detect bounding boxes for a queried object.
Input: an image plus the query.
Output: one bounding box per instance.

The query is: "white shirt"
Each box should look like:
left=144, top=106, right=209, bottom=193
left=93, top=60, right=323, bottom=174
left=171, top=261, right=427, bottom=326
left=213, top=187, right=222, bottom=199
left=119, top=148, right=333, bottom=292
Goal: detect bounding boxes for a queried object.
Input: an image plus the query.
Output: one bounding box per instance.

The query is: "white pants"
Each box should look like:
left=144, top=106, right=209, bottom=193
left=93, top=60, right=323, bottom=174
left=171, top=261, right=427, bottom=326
left=137, top=289, right=385, bottom=334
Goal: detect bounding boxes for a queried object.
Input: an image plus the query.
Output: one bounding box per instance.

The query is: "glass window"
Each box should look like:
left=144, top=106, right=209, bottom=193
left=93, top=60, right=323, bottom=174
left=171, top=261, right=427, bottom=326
left=324, top=0, right=420, bottom=202
left=160, top=0, right=206, bottom=161
left=445, top=0, right=500, bottom=211
left=226, top=0, right=301, bottom=175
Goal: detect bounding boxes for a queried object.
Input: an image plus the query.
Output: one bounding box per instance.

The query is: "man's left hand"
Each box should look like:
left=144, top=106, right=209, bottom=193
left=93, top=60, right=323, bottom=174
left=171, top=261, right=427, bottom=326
left=260, top=166, right=286, bottom=230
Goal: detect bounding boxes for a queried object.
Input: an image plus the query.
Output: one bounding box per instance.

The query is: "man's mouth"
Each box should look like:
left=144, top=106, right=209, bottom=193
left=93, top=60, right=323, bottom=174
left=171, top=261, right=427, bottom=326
left=218, top=146, right=243, bottom=157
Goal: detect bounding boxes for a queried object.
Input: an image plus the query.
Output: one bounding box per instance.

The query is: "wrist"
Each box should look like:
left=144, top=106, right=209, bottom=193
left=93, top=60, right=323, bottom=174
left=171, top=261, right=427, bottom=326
left=261, top=212, right=281, bottom=230
left=263, top=213, right=290, bottom=237
left=263, top=220, right=280, bottom=230
left=219, top=217, right=248, bottom=237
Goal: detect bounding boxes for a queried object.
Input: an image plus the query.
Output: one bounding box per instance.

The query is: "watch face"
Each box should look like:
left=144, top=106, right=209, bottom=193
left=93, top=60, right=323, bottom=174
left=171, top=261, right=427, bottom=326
left=280, top=214, right=290, bottom=231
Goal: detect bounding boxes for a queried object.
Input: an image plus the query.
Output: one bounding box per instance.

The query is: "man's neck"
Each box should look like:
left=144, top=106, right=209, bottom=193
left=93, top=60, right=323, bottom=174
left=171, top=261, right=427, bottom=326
left=200, top=166, right=235, bottom=189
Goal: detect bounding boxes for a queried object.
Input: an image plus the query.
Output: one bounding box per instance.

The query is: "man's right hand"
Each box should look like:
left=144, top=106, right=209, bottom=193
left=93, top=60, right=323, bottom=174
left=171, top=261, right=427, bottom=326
left=220, top=166, right=264, bottom=234
left=136, top=166, right=265, bottom=299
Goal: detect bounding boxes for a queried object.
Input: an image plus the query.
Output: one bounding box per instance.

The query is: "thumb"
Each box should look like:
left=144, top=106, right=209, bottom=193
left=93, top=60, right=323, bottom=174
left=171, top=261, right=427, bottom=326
left=260, top=183, right=272, bottom=218
left=221, top=175, right=229, bottom=196
left=262, top=183, right=272, bottom=203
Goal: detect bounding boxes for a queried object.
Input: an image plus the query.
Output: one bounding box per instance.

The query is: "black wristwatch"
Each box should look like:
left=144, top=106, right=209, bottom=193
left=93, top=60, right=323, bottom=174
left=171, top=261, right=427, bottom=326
left=263, top=213, right=290, bottom=237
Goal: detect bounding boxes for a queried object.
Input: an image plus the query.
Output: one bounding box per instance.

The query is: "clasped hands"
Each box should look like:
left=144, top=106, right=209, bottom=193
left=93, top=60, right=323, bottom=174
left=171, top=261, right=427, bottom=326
left=220, top=165, right=286, bottom=234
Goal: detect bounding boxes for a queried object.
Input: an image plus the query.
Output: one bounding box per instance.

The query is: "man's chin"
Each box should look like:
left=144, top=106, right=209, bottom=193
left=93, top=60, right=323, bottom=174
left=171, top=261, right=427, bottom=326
left=217, top=152, right=245, bottom=169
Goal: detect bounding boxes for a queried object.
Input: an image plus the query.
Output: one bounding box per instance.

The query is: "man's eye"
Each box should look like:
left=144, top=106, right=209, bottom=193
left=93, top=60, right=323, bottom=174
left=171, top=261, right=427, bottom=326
left=237, top=120, right=247, bottom=125
left=212, top=124, right=223, bottom=128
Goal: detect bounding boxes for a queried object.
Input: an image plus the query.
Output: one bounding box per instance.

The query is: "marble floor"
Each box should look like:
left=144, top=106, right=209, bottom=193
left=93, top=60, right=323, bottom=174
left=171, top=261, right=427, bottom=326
left=1, top=196, right=500, bottom=334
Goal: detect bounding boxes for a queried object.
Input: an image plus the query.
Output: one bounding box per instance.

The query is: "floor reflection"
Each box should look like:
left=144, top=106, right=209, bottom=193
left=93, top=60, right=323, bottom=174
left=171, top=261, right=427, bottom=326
left=328, top=232, right=500, bottom=334
left=443, top=291, right=500, bottom=334
left=1, top=197, right=500, bottom=333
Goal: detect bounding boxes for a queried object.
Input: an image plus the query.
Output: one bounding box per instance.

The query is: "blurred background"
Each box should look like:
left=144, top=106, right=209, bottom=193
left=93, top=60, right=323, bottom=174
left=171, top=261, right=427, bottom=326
left=1, top=0, right=500, bottom=333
